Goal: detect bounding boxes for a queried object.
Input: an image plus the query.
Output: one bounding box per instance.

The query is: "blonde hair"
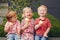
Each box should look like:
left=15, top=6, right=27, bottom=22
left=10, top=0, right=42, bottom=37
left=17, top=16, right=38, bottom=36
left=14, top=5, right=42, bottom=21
left=38, top=5, right=47, bottom=11
left=22, top=7, right=32, bottom=18
left=6, top=11, right=17, bottom=21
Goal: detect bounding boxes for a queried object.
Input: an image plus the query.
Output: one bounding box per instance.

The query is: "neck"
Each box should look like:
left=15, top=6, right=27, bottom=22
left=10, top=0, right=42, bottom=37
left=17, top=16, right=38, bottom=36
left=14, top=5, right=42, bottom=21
left=39, top=16, right=46, bottom=20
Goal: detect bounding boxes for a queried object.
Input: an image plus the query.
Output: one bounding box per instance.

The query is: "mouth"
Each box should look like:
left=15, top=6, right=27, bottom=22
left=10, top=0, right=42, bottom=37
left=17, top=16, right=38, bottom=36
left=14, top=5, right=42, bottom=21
left=28, top=14, right=31, bottom=16
left=41, top=13, right=44, bottom=14
left=27, top=14, right=32, bottom=18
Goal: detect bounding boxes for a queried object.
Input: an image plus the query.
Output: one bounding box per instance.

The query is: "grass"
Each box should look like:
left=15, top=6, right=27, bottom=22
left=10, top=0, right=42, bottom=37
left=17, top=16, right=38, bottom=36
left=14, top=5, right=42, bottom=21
left=46, top=14, right=60, bottom=37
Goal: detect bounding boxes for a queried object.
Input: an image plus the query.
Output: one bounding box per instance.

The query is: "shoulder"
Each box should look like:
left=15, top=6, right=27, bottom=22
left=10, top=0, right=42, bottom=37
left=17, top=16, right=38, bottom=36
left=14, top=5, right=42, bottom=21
left=45, top=18, right=51, bottom=22
left=35, top=18, right=40, bottom=21
left=34, top=18, right=40, bottom=24
left=45, top=18, right=51, bottom=25
left=5, top=21, right=10, bottom=24
left=21, top=19, right=25, bottom=24
left=5, top=21, right=10, bottom=26
left=16, top=20, right=20, bottom=24
left=45, top=18, right=52, bottom=27
left=22, top=18, right=25, bottom=21
left=31, top=18, right=35, bottom=21
left=17, top=20, right=20, bottom=22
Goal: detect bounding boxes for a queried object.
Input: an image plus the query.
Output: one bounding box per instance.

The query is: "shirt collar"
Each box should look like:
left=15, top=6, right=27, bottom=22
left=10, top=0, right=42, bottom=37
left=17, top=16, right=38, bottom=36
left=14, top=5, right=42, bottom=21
left=39, top=17, right=46, bottom=21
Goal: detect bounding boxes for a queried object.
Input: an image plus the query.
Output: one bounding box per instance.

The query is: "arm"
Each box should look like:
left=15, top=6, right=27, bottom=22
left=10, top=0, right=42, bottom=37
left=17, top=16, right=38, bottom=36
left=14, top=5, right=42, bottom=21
left=4, top=22, right=10, bottom=32
left=4, top=22, right=13, bottom=32
left=4, top=26, right=9, bottom=32
left=43, top=27, right=51, bottom=37
left=16, top=20, right=21, bottom=35
left=21, top=19, right=29, bottom=30
left=22, top=21, right=29, bottom=29
left=43, top=19, right=52, bottom=37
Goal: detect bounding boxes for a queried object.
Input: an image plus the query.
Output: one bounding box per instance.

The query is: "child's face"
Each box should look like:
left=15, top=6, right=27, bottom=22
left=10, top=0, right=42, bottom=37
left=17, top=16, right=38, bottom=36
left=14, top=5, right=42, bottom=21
left=10, top=14, right=17, bottom=23
left=24, top=9, right=32, bottom=19
left=38, top=7, right=47, bottom=17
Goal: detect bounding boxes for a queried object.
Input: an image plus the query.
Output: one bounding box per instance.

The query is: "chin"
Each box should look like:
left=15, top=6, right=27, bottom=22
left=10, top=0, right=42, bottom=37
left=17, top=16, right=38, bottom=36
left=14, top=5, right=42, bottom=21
left=28, top=16, right=32, bottom=19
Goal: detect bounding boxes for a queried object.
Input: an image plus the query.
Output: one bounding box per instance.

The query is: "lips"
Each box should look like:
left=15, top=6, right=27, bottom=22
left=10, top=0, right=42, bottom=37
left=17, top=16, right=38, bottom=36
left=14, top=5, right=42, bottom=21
left=41, top=13, right=44, bottom=14
left=28, top=14, right=31, bottom=16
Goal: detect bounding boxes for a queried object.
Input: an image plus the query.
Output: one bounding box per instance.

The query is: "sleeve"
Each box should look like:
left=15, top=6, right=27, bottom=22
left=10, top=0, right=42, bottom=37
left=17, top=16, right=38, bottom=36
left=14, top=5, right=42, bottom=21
left=21, top=19, right=24, bottom=27
left=16, top=20, right=21, bottom=35
left=47, top=19, right=52, bottom=28
left=21, top=19, right=25, bottom=30
left=17, top=20, right=21, bottom=29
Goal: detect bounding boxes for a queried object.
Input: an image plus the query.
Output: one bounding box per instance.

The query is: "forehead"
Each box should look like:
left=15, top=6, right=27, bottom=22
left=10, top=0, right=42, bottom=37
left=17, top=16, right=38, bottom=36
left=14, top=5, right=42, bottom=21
left=25, top=9, right=32, bottom=12
left=39, top=7, right=47, bottom=10
left=8, top=11, right=16, bottom=15
left=38, top=6, right=47, bottom=10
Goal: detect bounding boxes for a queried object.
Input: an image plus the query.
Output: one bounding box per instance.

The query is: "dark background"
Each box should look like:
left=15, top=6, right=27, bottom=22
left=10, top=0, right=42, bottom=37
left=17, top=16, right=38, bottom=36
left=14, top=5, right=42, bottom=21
left=40, top=0, right=60, bottom=19
left=31, top=0, right=60, bottom=19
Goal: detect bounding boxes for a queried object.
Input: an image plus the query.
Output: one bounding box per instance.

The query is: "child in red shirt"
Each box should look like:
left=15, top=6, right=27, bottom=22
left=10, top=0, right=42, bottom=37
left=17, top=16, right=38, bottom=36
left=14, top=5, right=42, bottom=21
left=34, top=5, right=52, bottom=40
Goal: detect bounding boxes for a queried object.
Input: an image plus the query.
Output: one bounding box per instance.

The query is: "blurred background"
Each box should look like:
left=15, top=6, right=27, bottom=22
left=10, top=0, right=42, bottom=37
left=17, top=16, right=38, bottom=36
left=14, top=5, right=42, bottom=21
left=0, top=0, right=60, bottom=37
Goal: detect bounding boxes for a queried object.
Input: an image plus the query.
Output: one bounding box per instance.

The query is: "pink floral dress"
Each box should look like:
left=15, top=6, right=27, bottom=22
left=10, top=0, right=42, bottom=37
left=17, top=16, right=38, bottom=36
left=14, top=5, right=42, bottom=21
left=21, top=19, right=34, bottom=40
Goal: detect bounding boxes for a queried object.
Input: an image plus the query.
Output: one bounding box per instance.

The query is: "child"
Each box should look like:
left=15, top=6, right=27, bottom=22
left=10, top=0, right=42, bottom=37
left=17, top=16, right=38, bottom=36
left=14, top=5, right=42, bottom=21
left=35, top=5, right=52, bottom=40
left=21, top=7, right=34, bottom=40
left=4, top=11, right=21, bottom=40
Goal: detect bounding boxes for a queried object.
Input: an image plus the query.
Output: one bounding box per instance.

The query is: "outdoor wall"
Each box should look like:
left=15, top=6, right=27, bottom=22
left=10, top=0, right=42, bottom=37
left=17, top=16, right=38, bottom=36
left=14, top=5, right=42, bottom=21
left=40, top=0, right=60, bottom=19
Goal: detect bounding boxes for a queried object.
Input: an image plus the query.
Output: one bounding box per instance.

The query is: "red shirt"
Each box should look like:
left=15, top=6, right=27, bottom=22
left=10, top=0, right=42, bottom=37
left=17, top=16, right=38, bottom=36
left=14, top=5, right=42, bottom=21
left=34, top=18, right=52, bottom=36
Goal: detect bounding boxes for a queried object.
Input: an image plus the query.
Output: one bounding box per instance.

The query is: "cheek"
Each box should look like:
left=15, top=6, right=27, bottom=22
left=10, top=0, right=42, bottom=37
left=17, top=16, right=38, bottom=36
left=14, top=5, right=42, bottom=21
left=44, top=11, right=47, bottom=15
left=24, top=13, right=29, bottom=17
left=38, top=11, right=43, bottom=15
left=38, top=11, right=42, bottom=14
left=12, top=18, right=16, bottom=22
left=24, top=13, right=28, bottom=16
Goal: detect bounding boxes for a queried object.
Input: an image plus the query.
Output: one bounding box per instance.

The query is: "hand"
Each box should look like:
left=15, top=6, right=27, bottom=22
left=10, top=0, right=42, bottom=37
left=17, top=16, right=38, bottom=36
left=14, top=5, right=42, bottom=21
left=4, top=22, right=13, bottom=32
left=16, top=33, right=20, bottom=37
left=25, top=18, right=29, bottom=27
left=25, top=18, right=29, bottom=22
left=43, top=33, right=48, bottom=37
left=35, top=20, right=43, bottom=30
left=39, top=20, right=43, bottom=25
left=8, top=22, right=14, bottom=28
left=22, top=18, right=29, bottom=29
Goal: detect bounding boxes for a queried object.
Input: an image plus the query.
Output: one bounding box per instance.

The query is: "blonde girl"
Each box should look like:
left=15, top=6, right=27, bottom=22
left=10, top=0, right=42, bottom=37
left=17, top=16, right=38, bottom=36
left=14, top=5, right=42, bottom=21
left=21, top=7, right=34, bottom=40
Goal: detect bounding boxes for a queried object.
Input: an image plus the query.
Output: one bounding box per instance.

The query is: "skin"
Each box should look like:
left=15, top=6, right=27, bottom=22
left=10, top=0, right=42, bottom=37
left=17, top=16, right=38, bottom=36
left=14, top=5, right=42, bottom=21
left=24, top=9, right=33, bottom=19
left=21, top=9, right=33, bottom=30
left=4, top=14, right=20, bottom=35
left=35, top=6, right=51, bottom=37
left=10, top=14, right=17, bottom=23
